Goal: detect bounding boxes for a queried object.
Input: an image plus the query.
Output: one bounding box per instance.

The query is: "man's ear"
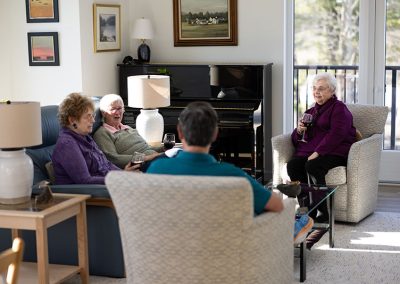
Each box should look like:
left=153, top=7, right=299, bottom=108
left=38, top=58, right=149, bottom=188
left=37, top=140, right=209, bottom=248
left=177, top=125, right=184, bottom=141
left=212, top=127, right=219, bottom=142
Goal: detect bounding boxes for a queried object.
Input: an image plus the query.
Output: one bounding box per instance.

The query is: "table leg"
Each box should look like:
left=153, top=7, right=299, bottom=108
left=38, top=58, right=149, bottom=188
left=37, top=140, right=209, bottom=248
left=329, top=193, right=335, bottom=248
left=11, top=228, right=20, bottom=239
left=299, top=241, right=306, bottom=282
left=76, top=201, right=89, bottom=284
left=36, top=218, right=49, bottom=284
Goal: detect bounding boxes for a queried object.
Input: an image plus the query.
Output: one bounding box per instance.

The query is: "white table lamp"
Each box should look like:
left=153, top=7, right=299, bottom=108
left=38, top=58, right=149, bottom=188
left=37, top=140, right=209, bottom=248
left=132, top=18, right=154, bottom=63
left=0, top=101, right=42, bottom=204
left=128, top=75, right=170, bottom=145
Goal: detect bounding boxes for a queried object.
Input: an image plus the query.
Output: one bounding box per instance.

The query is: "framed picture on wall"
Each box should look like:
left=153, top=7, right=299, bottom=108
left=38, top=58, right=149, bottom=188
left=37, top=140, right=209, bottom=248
left=173, top=0, right=238, bottom=46
left=25, top=0, right=59, bottom=23
left=27, top=32, right=59, bottom=66
left=93, top=4, right=121, bottom=52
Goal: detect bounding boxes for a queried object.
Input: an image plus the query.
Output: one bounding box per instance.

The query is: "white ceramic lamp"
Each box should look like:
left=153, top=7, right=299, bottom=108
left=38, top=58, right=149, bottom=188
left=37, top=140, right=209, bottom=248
left=132, top=18, right=154, bottom=63
left=128, top=75, right=170, bottom=146
left=0, top=101, right=42, bottom=204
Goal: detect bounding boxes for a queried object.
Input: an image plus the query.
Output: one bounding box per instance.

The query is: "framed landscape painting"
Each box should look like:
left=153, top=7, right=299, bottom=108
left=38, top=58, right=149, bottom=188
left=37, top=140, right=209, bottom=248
left=173, top=0, right=237, bottom=46
left=93, top=4, right=121, bottom=52
left=27, top=32, right=59, bottom=66
left=25, top=0, right=59, bottom=23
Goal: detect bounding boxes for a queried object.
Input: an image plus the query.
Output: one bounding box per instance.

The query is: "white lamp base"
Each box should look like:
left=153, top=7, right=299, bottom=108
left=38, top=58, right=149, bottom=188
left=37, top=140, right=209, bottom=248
left=136, top=109, right=164, bottom=146
left=0, top=149, right=33, bottom=204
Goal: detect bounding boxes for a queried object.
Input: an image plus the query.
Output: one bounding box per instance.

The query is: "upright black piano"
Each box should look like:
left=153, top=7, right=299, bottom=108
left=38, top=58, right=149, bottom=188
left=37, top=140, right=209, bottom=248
left=117, top=63, right=273, bottom=182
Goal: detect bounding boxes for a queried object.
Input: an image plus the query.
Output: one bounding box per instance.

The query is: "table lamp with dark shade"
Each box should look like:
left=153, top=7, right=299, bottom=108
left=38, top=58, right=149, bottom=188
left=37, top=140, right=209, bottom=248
left=132, top=18, right=154, bottom=63
left=0, top=101, right=42, bottom=204
left=127, top=75, right=170, bottom=146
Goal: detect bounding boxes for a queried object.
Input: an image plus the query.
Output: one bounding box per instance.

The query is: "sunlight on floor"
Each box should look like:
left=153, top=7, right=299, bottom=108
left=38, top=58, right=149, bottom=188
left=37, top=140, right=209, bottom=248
left=317, top=244, right=400, bottom=253
left=350, top=231, right=400, bottom=247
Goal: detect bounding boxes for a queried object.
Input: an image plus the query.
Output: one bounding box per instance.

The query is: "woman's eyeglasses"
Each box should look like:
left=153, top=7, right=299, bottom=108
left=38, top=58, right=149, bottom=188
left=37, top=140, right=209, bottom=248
left=83, top=113, right=96, bottom=120
left=109, top=106, right=125, bottom=113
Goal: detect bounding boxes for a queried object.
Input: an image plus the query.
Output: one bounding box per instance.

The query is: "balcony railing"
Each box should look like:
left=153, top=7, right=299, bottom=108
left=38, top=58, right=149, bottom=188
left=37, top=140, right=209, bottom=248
left=293, top=65, right=399, bottom=150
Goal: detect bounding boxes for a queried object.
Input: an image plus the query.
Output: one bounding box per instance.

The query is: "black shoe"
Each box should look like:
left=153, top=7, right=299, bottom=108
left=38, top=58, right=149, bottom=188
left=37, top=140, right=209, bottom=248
left=277, top=181, right=301, bottom=197
left=306, top=228, right=328, bottom=250
left=315, top=214, right=329, bottom=223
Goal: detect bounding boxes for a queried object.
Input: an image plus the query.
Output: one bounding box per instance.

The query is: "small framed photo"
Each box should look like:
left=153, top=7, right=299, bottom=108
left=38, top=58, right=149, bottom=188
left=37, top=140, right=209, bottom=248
left=27, top=32, right=59, bottom=66
left=173, top=0, right=238, bottom=46
left=93, top=4, right=121, bottom=52
left=25, top=0, right=59, bottom=23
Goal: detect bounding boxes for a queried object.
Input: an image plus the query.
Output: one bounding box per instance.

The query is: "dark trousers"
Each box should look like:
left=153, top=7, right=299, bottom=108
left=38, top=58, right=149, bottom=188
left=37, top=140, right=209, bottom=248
left=287, top=155, right=347, bottom=219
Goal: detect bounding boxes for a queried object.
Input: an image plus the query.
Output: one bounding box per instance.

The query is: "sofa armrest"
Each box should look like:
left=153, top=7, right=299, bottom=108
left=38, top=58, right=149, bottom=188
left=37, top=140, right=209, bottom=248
left=33, top=184, right=110, bottom=198
left=271, top=134, right=294, bottom=184
left=242, top=198, right=295, bottom=283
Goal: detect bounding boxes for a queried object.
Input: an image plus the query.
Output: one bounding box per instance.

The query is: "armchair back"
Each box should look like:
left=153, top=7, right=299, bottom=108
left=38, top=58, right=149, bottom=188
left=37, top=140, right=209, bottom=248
left=106, top=172, right=295, bottom=284
left=346, top=104, right=389, bottom=138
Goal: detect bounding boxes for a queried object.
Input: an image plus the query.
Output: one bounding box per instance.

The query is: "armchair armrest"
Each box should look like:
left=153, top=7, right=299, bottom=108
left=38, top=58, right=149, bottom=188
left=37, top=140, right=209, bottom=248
left=346, top=133, right=383, bottom=219
left=271, top=134, right=295, bottom=184
left=242, top=198, right=295, bottom=283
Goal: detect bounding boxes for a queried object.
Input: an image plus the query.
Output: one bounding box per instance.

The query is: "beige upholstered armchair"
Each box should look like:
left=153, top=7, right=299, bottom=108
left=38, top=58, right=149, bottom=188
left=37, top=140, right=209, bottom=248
left=106, top=172, right=295, bottom=284
left=271, top=104, right=389, bottom=223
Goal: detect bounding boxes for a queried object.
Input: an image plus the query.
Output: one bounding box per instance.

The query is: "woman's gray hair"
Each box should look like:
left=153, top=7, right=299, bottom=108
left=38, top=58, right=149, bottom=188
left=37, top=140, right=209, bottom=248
left=313, top=73, right=337, bottom=92
left=99, top=94, right=124, bottom=112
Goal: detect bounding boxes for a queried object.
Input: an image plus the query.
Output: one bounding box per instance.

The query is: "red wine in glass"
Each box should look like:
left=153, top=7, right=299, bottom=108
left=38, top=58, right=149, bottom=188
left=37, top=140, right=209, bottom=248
left=299, top=113, right=313, bottom=143
left=163, top=133, right=176, bottom=150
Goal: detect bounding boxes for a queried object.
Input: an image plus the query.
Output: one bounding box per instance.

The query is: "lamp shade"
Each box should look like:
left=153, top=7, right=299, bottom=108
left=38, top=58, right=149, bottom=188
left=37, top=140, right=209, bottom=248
left=132, top=18, right=154, bottom=40
left=0, top=102, right=42, bottom=149
left=127, top=75, right=170, bottom=109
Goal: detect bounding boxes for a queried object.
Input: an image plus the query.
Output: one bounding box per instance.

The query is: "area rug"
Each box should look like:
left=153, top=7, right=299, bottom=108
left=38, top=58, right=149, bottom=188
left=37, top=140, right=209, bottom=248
left=65, top=212, right=400, bottom=284
left=294, top=212, right=400, bottom=283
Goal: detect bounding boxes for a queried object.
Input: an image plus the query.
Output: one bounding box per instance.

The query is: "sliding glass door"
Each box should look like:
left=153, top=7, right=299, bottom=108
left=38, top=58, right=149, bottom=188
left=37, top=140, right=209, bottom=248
left=288, top=0, right=400, bottom=182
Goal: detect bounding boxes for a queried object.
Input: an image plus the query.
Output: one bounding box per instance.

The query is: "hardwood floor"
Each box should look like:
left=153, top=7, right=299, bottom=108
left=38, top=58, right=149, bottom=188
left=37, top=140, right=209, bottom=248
left=376, top=183, right=400, bottom=213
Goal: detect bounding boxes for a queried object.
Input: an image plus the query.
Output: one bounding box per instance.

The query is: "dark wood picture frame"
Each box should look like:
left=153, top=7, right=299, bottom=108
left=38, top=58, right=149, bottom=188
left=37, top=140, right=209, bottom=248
left=27, top=32, right=59, bottom=66
left=173, top=0, right=238, bottom=46
left=25, top=0, right=59, bottom=23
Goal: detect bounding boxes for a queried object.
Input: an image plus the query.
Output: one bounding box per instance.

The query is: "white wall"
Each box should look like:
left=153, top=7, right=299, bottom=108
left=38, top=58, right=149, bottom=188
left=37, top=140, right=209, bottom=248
left=79, top=0, right=130, bottom=98
left=1, top=0, right=129, bottom=106
left=130, top=0, right=285, bottom=135
left=1, top=0, right=285, bottom=134
left=1, top=0, right=82, bottom=105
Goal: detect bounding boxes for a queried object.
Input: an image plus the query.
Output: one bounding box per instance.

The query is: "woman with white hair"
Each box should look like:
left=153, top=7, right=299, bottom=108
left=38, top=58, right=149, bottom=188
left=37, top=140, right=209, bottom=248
left=285, top=72, right=356, bottom=249
left=93, top=94, right=163, bottom=169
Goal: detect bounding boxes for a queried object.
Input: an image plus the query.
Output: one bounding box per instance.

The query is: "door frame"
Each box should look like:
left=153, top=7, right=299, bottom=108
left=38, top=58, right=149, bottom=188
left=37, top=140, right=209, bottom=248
left=284, top=0, right=399, bottom=182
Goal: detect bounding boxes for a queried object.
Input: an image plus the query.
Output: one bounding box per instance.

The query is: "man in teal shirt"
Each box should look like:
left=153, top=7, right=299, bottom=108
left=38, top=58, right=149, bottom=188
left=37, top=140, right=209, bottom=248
left=147, top=102, right=313, bottom=243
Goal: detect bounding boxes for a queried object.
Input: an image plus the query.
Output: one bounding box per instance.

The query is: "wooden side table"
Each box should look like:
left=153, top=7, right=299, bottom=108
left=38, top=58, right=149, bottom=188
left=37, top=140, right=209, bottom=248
left=0, top=193, right=90, bottom=284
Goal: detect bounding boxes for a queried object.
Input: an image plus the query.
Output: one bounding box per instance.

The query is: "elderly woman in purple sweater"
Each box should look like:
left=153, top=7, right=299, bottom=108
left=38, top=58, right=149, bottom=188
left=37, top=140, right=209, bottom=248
left=287, top=72, right=356, bottom=248
left=52, top=93, right=137, bottom=184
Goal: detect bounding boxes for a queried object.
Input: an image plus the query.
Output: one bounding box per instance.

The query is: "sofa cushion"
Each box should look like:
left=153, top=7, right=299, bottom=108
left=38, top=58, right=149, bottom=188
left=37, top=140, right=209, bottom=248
left=26, top=145, right=55, bottom=184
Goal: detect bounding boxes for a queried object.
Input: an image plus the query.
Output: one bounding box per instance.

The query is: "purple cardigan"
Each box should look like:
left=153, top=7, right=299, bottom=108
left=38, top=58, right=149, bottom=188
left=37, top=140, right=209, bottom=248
left=291, top=95, right=356, bottom=158
left=52, top=128, right=120, bottom=184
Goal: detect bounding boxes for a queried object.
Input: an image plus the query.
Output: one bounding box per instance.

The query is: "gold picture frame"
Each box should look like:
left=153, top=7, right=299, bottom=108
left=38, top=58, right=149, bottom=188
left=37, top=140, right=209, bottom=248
left=93, top=4, right=121, bottom=52
left=173, top=0, right=238, bottom=46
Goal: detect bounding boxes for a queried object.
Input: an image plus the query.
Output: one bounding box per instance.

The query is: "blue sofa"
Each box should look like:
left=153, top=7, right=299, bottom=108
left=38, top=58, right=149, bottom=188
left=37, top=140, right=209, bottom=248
left=0, top=105, right=125, bottom=277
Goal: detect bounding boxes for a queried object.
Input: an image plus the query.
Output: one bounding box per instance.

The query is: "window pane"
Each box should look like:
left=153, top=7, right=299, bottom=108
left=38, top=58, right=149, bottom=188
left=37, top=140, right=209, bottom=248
left=294, top=0, right=360, bottom=123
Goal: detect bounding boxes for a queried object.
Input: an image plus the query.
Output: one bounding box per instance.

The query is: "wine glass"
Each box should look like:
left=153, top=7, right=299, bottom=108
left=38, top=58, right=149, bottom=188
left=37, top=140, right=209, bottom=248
left=163, top=133, right=176, bottom=150
left=298, top=113, right=313, bottom=143
left=132, top=152, right=145, bottom=165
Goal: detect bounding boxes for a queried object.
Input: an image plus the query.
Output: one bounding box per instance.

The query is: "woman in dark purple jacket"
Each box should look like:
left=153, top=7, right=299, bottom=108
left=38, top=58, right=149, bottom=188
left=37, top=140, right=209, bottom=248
left=287, top=73, right=356, bottom=248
